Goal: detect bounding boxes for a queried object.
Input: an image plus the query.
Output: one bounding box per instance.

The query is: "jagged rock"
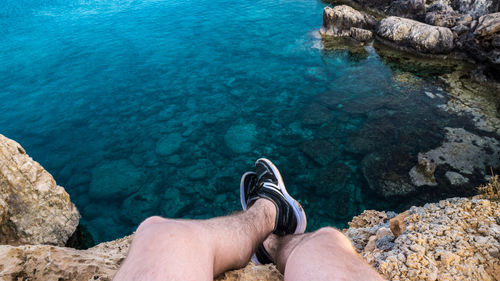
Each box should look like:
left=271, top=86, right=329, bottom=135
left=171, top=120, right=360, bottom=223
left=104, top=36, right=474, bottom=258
left=357, top=197, right=500, bottom=280
left=475, top=12, right=500, bottom=37
left=425, top=4, right=460, bottom=27
left=350, top=27, right=374, bottom=41
left=0, top=134, right=80, bottom=246
left=352, top=0, right=394, bottom=14
left=320, top=5, right=377, bottom=40
left=0, top=234, right=282, bottom=281
left=450, top=0, right=500, bottom=19
left=389, top=210, right=409, bottom=238
left=377, top=17, right=455, bottom=54
left=389, top=0, right=426, bottom=20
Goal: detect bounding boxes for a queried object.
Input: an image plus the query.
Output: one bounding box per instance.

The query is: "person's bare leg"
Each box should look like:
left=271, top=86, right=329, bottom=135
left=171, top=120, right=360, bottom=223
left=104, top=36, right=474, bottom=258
left=113, top=199, right=276, bottom=281
left=264, top=227, right=385, bottom=281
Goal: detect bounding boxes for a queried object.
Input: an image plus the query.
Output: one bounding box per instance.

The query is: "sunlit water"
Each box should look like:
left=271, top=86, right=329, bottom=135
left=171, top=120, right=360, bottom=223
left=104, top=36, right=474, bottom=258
left=0, top=0, right=477, bottom=243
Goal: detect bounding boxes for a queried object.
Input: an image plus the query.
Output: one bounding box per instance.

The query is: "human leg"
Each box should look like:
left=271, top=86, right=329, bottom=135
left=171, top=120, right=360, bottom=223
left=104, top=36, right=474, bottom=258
left=264, top=228, right=385, bottom=281
left=113, top=198, right=276, bottom=281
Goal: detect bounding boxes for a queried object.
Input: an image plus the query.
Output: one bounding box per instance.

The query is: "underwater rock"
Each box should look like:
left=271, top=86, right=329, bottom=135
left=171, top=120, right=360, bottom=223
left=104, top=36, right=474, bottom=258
left=155, top=132, right=183, bottom=156
left=0, top=134, right=80, bottom=246
left=377, top=17, right=455, bottom=54
left=301, top=139, right=339, bottom=166
left=362, top=147, right=417, bottom=197
left=301, top=102, right=333, bottom=125
left=224, top=123, right=258, bottom=154
left=320, top=5, right=377, bottom=38
left=121, top=183, right=160, bottom=225
left=317, top=162, right=353, bottom=194
left=409, top=127, right=500, bottom=183
left=389, top=0, right=426, bottom=20
left=89, top=159, right=144, bottom=199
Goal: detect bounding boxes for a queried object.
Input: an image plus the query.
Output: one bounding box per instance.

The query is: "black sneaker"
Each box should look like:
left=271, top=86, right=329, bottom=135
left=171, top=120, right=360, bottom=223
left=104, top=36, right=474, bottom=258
left=240, top=158, right=307, bottom=264
left=252, top=158, right=307, bottom=236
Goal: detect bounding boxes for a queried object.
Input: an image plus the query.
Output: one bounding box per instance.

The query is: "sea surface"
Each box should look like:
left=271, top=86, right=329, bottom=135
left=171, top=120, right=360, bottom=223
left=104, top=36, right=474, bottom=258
left=0, top=0, right=476, bottom=243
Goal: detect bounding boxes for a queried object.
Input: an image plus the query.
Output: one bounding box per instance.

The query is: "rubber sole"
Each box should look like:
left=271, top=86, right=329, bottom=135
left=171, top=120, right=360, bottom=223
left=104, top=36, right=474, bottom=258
left=240, top=171, right=256, bottom=210
left=255, top=158, right=307, bottom=234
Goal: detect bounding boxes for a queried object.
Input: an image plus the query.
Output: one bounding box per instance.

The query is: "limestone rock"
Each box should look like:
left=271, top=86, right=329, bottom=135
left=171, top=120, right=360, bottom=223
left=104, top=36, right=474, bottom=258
left=377, top=16, right=455, bottom=54
left=389, top=0, right=426, bottom=20
left=389, top=210, right=409, bottom=238
left=0, top=134, right=80, bottom=246
left=320, top=5, right=377, bottom=39
left=450, top=0, right=499, bottom=19
left=425, top=4, right=460, bottom=27
left=0, top=234, right=282, bottom=281
left=350, top=27, right=374, bottom=41
left=409, top=153, right=437, bottom=186
left=475, top=12, right=500, bottom=37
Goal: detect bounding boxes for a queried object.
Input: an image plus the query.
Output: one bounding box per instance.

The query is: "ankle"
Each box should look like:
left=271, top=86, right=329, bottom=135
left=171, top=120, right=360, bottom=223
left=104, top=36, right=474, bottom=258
left=251, top=199, right=277, bottom=232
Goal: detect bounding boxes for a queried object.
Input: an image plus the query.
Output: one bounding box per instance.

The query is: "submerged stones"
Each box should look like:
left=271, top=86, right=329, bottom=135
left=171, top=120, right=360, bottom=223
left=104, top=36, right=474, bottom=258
left=156, top=132, right=183, bottom=156
left=89, top=159, right=144, bottom=199
left=409, top=127, right=500, bottom=187
left=224, top=123, right=258, bottom=154
left=301, top=139, right=339, bottom=166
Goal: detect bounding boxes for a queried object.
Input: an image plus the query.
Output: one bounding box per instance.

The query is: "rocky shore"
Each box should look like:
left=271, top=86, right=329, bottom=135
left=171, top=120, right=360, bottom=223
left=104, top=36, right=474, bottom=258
left=319, top=0, right=500, bottom=82
left=1, top=135, right=499, bottom=280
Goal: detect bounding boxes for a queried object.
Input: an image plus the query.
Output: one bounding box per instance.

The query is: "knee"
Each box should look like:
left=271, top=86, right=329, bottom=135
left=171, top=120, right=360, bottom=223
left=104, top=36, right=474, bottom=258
left=314, top=227, right=343, bottom=238
left=312, top=227, right=355, bottom=251
left=136, top=216, right=167, bottom=233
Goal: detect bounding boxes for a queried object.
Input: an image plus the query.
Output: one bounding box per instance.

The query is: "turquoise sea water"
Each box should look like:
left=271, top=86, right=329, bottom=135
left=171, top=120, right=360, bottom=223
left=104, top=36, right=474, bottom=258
left=0, top=0, right=477, bottom=243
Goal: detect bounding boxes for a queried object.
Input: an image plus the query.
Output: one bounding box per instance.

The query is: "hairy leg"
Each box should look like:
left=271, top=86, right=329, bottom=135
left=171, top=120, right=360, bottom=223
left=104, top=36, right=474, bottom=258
left=113, top=199, right=276, bottom=281
left=264, top=227, right=385, bottom=281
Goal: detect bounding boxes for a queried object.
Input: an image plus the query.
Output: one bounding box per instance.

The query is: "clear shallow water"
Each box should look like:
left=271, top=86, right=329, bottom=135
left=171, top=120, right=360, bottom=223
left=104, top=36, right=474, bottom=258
left=0, top=0, right=474, bottom=243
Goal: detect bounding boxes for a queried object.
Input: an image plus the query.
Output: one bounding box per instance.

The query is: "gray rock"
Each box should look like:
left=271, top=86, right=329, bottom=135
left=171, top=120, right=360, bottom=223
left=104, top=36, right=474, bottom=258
left=320, top=5, right=378, bottom=37
left=0, top=135, right=80, bottom=246
left=425, top=8, right=460, bottom=27
left=450, top=0, right=499, bottom=19
left=350, top=27, right=374, bottom=41
left=474, top=12, right=500, bottom=37
left=376, top=235, right=396, bottom=250
left=445, top=171, right=470, bottom=185
left=377, top=16, right=455, bottom=54
left=389, top=0, right=426, bottom=20
left=409, top=153, right=438, bottom=186
left=410, top=128, right=499, bottom=185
